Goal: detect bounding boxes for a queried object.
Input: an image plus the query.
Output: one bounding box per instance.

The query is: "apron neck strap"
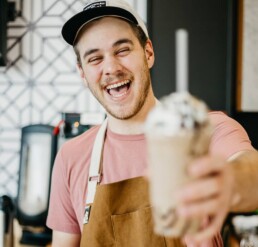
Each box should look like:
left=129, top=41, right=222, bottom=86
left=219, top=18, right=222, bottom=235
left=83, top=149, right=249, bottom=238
left=86, top=118, right=108, bottom=205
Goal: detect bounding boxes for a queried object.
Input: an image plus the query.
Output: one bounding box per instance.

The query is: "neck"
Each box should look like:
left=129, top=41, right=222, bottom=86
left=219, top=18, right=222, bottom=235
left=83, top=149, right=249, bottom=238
left=107, top=94, right=157, bottom=135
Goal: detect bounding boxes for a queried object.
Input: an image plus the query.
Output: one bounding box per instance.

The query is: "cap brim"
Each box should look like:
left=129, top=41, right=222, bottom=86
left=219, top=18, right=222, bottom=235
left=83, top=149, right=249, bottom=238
left=62, top=7, right=138, bottom=46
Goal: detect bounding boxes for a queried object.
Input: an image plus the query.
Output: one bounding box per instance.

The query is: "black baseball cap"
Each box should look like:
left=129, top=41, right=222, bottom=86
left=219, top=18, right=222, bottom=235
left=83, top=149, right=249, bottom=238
left=62, top=0, right=149, bottom=46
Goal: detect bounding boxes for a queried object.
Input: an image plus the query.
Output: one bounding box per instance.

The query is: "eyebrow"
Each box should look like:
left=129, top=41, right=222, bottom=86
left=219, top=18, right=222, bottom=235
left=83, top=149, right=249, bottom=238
left=82, top=38, right=134, bottom=60
left=113, top=38, right=133, bottom=48
left=83, top=48, right=99, bottom=60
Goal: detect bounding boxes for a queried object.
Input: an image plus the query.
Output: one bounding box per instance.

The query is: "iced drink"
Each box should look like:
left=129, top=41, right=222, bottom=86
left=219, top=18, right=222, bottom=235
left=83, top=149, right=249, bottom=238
left=144, top=92, right=212, bottom=237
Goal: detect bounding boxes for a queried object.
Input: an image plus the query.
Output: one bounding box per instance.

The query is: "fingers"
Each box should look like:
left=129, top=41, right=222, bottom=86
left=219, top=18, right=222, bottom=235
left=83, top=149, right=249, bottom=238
left=176, top=155, right=233, bottom=245
left=177, top=186, right=228, bottom=245
left=177, top=196, right=223, bottom=218
left=184, top=212, right=225, bottom=245
left=176, top=175, right=222, bottom=203
left=176, top=157, right=232, bottom=221
left=188, top=155, right=225, bottom=178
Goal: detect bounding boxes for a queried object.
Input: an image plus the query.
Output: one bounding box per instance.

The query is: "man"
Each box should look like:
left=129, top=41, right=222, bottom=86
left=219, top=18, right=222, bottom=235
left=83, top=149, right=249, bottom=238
left=46, top=0, right=258, bottom=246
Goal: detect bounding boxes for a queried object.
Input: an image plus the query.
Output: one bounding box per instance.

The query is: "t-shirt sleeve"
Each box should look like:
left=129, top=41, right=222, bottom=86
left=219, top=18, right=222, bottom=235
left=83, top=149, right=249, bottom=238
left=209, top=111, right=255, bottom=159
left=46, top=146, right=81, bottom=234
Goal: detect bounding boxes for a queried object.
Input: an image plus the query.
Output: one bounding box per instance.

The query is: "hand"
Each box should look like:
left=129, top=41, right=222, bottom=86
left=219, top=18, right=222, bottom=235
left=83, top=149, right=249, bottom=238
left=176, top=154, right=234, bottom=246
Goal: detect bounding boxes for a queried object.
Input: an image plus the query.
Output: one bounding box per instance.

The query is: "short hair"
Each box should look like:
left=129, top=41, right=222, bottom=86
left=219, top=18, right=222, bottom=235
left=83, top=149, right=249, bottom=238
left=73, top=18, right=148, bottom=66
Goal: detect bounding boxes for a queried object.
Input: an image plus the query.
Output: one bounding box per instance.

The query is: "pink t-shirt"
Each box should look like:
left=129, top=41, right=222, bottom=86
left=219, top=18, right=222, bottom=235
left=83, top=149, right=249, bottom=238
left=46, top=111, right=254, bottom=237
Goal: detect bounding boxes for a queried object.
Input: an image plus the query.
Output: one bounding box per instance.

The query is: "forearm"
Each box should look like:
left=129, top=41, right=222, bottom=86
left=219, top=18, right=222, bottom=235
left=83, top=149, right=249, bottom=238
left=229, top=150, right=258, bottom=212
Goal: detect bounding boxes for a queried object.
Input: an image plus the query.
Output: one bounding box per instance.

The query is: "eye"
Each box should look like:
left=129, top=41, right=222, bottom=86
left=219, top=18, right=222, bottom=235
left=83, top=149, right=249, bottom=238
left=116, top=47, right=130, bottom=56
left=88, top=56, right=102, bottom=65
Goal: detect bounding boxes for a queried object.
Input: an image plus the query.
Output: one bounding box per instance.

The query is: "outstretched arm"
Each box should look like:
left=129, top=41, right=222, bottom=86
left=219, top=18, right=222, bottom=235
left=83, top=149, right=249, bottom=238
left=228, top=150, right=258, bottom=212
left=177, top=149, right=258, bottom=246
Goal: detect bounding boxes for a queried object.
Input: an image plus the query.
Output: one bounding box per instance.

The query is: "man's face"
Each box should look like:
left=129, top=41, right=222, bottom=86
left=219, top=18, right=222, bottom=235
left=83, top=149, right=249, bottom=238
left=76, top=17, right=155, bottom=120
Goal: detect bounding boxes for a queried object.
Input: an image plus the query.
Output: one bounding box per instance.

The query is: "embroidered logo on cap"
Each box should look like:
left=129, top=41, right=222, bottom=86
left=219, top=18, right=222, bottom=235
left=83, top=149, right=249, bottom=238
left=84, top=1, right=106, bottom=11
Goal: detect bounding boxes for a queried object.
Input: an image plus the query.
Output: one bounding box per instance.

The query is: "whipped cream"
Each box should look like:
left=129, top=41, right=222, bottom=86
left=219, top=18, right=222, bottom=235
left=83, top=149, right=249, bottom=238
left=144, top=92, right=210, bottom=136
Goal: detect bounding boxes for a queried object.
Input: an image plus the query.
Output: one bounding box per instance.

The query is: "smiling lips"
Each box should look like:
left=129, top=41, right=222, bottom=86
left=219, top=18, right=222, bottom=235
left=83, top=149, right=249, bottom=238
left=106, top=80, right=131, bottom=98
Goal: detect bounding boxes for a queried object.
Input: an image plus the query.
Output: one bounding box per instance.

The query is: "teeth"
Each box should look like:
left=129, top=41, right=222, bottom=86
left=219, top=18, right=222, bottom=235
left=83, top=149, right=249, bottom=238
left=106, top=80, right=130, bottom=90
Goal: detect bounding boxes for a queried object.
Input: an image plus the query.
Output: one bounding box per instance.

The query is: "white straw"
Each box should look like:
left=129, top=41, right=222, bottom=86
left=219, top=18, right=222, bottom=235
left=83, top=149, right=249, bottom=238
left=175, top=29, right=189, bottom=92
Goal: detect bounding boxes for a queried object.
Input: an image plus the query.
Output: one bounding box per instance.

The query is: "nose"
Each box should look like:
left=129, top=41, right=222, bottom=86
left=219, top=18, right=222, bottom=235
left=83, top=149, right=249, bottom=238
left=102, top=55, right=123, bottom=76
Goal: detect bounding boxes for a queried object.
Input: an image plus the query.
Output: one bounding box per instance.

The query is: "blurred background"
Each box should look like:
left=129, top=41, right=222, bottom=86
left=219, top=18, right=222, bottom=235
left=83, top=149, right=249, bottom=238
left=0, top=0, right=258, bottom=246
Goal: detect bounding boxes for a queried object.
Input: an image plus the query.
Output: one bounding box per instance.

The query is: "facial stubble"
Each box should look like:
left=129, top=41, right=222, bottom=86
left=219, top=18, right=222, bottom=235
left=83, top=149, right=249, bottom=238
left=86, top=63, right=151, bottom=120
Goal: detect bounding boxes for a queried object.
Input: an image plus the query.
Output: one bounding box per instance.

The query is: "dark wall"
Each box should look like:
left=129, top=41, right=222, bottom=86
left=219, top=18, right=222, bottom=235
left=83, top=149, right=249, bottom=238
left=148, top=0, right=231, bottom=111
left=233, top=113, right=258, bottom=149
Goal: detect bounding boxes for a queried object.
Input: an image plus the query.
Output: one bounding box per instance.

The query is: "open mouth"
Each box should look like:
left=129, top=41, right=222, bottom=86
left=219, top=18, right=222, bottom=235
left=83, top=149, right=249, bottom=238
left=106, top=80, right=131, bottom=98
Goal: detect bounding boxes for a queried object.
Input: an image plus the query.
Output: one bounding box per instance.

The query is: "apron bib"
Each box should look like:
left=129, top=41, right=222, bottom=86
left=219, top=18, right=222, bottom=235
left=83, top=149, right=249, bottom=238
left=80, top=119, right=185, bottom=247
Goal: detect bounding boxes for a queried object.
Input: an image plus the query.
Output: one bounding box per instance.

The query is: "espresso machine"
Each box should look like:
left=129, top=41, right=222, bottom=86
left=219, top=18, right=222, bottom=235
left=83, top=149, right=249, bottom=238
left=16, top=124, right=57, bottom=246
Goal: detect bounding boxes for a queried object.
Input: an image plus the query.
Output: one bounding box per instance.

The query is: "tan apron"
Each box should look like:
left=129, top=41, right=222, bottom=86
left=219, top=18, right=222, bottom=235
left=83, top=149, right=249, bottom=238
left=80, top=119, right=185, bottom=247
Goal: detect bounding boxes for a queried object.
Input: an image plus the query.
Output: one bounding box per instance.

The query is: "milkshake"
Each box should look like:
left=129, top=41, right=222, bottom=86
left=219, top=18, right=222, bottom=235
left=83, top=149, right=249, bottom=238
left=144, top=92, right=212, bottom=237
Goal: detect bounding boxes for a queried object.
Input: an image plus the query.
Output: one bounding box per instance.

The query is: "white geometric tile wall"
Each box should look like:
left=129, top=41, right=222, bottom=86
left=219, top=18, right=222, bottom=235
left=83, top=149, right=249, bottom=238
left=0, top=0, right=147, bottom=197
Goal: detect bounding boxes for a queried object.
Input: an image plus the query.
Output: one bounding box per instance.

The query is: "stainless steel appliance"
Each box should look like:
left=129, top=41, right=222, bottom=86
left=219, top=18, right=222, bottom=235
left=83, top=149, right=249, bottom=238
left=16, top=125, right=57, bottom=246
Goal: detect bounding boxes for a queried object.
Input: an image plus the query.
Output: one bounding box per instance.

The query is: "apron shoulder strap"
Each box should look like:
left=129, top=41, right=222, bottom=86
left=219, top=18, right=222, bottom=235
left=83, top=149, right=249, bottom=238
left=86, top=118, right=108, bottom=205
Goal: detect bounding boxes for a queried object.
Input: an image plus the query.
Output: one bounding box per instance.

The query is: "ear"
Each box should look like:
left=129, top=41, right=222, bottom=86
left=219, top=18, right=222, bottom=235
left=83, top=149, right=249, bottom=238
left=77, top=64, right=88, bottom=87
left=144, top=39, right=155, bottom=69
